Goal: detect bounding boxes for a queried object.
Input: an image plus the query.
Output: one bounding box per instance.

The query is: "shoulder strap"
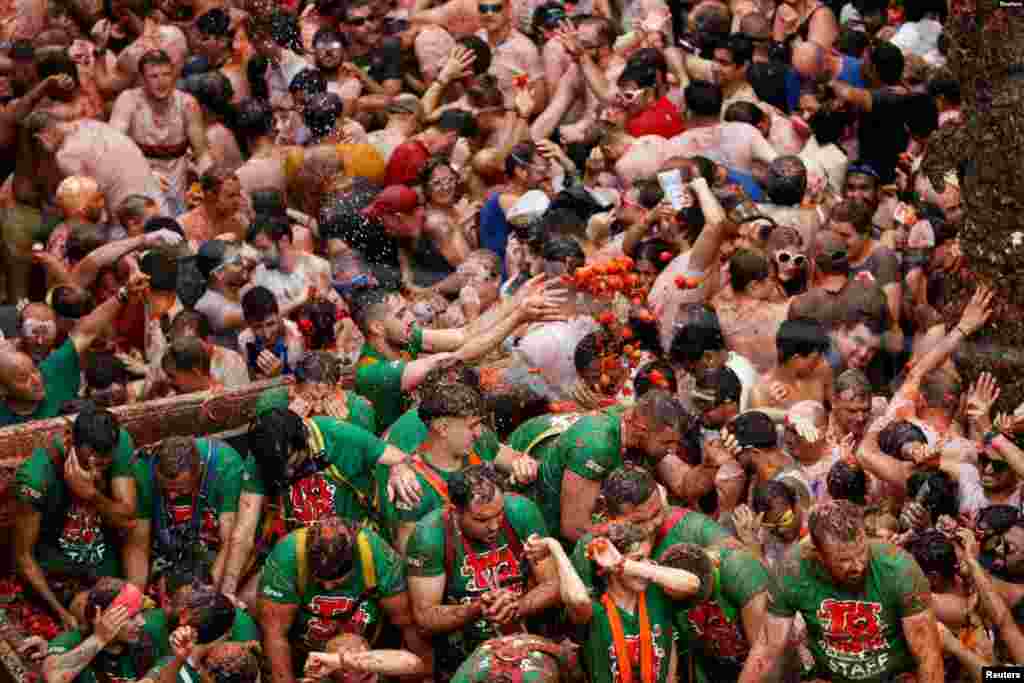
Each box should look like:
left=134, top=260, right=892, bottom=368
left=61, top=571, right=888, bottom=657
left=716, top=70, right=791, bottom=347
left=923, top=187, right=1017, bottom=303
left=356, top=529, right=377, bottom=593
left=295, top=528, right=310, bottom=597
left=308, top=418, right=378, bottom=515
left=410, top=456, right=449, bottom=503
left=657, top=507, right=690, bottom=545
left=442, top=506, right=457, bottom=582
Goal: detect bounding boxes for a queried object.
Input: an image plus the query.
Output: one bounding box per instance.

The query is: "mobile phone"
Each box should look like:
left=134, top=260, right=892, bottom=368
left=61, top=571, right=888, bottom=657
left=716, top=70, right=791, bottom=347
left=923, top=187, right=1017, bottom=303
left=247, top=338, right=264, bottom=371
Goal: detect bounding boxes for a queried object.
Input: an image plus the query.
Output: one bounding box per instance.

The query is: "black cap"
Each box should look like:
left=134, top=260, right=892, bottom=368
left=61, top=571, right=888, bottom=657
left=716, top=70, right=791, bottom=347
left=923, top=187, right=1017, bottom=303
left=437, top=109, right=479, bottom=139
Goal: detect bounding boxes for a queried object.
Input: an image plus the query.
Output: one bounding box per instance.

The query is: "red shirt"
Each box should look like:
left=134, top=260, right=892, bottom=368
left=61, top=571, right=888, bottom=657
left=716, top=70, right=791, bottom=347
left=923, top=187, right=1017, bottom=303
left=626, top=96, right=686, bottom=139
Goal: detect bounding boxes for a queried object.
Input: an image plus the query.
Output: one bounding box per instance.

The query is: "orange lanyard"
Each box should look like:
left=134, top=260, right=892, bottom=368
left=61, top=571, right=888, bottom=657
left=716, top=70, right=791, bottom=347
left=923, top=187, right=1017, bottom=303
left=603, top=591, right=655, bottom=683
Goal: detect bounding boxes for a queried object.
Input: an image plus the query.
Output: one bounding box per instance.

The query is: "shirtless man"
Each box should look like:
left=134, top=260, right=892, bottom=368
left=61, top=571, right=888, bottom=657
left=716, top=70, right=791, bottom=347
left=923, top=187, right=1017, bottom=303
left=110, top=49, right=210, bottom=216
left=179, top=167, right=246, bottom=247
left=234, top=98, right=290, bottom=196
left=32, top=49, right=104, bottom=122
left=750, top=317, right=832, bottom=411
left=192, top=9, right=248, bottom=103
left=92, top=0, right=189, bottom=96
left=712, top=249, right=789, bottom=374
left=46, top=175, right=107, bottom=268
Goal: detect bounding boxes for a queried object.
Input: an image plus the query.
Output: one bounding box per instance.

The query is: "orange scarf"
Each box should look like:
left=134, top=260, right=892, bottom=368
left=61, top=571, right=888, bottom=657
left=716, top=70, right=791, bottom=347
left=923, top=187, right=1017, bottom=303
left=603, top=592, right=655, bottom=683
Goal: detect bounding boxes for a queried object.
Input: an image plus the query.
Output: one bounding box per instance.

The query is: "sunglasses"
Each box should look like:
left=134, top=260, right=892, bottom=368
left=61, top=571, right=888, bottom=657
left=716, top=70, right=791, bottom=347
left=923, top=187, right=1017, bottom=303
left=776, top=251, right=807, bottom=267
left=478, top=2, right=503, bottom=13
left=980, top=455, right=1011, bottom=473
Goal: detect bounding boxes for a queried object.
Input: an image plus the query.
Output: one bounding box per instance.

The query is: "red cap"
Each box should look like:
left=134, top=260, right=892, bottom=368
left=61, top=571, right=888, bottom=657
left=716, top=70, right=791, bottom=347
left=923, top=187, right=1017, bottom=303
left=363, top=186, right=424, bottom=239
left=385, top=140, right=430, bottom=186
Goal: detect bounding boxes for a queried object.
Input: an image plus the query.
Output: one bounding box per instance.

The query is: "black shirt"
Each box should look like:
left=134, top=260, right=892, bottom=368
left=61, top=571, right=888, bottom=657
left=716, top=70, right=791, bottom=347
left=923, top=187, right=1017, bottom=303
left=858, top=88, right=915, bottom=185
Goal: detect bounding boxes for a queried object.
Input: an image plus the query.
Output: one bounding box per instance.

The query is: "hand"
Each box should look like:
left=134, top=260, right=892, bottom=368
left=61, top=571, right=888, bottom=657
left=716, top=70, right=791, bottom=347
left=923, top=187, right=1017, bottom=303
left=587, top=211, right=616, bottom=240
left=524, top=533, right=556, bottom=563
left=451, top=137, right=473, bottom=169
left=45, top=74, right=75, bottom=96
left=256, top=350, right=284, bottom=378
left=222, top=592, right=247, bottom=610
left=571, top=380, right=603, bottom=409
left=387, top=462, right=423, bottom=508
left=93, top=604, right=131, bottom=645
left=838, top=433, right=858, bottom=465
left=170, top=626, right=197, bottom=660
left=966, top=372, right=1000, bottom=423
left=588, top=536, right=624, bottom=571
left=956, top=526, right=981, bottom=559
left=481, top=590, right=520, bottom=624
left=994, top=412, right=1024, bottom=435
left=958, top=284, right=995, bottom=336
left=537, top=139, right=571, bottom=170
left=704, top=430, right=740, bottom=468
left=733, top=504, right=763, bottom=546
left=304, top=652, right=342, bottom=679
left=439, top=45, right=476, bottom=85
left=125, top=272, right=151, bottom=302
left=769, top=381, right=791, bottom=405
left=517, top=276, right=567, bottom=322
left=511, top=454, right=539, bottom=485
left=514, top=86, right=535, bottom=118
left=900, top=501, right=931, bottom=532
left=788, top=416, right=821, bottom=444
left=555, top=21, right=583, bottom=57
left=64, top=452, right=100, bottom=503
left=68, top=41, right=95, bottom=67
left=145, top=228, right=184, bottom=248
left=16, top=636, right=47, bottom=661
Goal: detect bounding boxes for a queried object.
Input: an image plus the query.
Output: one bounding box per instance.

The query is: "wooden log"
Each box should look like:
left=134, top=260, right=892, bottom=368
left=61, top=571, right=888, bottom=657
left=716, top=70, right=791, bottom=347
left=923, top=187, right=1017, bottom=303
left=0, top=377, right=291, bottom=529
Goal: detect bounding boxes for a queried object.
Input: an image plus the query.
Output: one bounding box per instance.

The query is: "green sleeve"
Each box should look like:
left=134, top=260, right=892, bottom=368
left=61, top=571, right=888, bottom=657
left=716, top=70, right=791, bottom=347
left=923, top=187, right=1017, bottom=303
left=366, top=530, right=407, bottom=598
left=719, top=549, right=772, bottom=608
left=109, top=430, right=136, bottom=480
left=14, top=450, right=54, bottom=511
left=206, top=440, right=245, bottom=514
left=347, top=394, right=377, bottom=434
left=563, top=417, right=620, bottom=482
left=765, top=546, right=800, bottom=619
left=134, top=455, right=154, bottom=520
left=356, top=359, right=407, bottom=422
left=39, top=339, right=81, bottom=408
left=241, top=456, right=266, bottom=496
left=384, top=410, right=428, bottom=452
left=317, top=417, right=388, bottom=477
left=404, top=513, right=446, bottom=578
left=471, top=430, right=500, bottom=462
left=569, top=533, right=600, bottom=599
left=408, top=326, right=424, bottom=357
left=888, top=545, right=932, bottom=618
left=143, top=609, right=170, bottom=657
left=46, top=629, right=84, bottom=656
left=230, top=608, right=262, bottom=642
left=678, top=511, right=731, bottom=548
left=260, top=533, right=301, bottom=604
left=505, top=495, right=549, bottom=540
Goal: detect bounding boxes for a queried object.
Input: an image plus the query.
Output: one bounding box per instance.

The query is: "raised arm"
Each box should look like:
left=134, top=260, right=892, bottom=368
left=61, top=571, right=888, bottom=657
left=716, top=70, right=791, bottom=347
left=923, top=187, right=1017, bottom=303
left=591, top=540, right=701, bottom=596
left=538, top=536, right=593, bottom=624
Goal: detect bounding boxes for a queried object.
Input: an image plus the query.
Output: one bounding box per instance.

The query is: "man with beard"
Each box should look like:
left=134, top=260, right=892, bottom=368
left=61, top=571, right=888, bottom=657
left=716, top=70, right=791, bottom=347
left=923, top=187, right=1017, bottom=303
left=238, top=286, right=306, bottom=379
left=14, top=303, right=61, bottom=366
left=179, top=167, right=247, bottom=246
left=959, top=429, right=1024, bottom=520
left=828, top=369, right=874, bottom=447
left=538, top=389, right=698, bottom=544
left=110, top=49, right=210, bottom=216
left=406, top=465, right=559, bottom=681
left=192, top=239, right=254, bottom=350
left=14, top=408, right=137, bottom=630
left=247, top=215, right=335, bottom=314
left=738, top=500, right=943, bottom=683
left=43, top=578, right=170, bottom=683
left=92, top=0, right=189, bottom=95
left=351, top=275, right=563, bottom=432
left=750, top=318, right=832, bottom=411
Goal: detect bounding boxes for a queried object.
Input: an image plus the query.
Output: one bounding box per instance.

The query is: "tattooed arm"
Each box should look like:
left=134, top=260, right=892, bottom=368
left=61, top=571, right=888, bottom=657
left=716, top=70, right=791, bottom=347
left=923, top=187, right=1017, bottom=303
left=44, top=636, right=105, bottom=683
left=738, top=614, right=793, bottom=683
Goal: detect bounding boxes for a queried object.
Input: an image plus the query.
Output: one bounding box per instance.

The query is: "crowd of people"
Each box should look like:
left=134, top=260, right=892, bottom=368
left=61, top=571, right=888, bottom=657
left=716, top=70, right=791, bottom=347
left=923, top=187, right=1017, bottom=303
left=0, top=0, right=1018, bottom=679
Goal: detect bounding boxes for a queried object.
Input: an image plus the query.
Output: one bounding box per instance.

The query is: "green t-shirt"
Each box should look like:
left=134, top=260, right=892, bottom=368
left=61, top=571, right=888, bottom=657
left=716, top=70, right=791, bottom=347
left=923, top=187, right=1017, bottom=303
left=507, top=413, right=588, bottom=462
left=143, top=608, right=261, bottom=683
left=14, top=429, right=135, bottom=577
left=405, top=494, right=549, bottom=675
left=255, top=386, right=377, bottom=434
left=378, top=408, right=500, bottom=537
left=0, top=339, right=81, bottom=427
left=451, top=638, right=562, bottom=683
left=47, top=609, right=170, bottom=683
left=536, top=407, right=626, bottom=539
left=673, top=547, right=770, bottom=682
left=135, top=438, right=245, bottom=552
left=767, top=540, right=931, bottom=682
left=260, top=528, right=406, bottom=648
left=241, top=417, right=389, bottom=528
left=584, top=586, right=676, bottom=683
left=570, top=507, right=732, bottom=599
left=355, top=327, right=424, bottom=434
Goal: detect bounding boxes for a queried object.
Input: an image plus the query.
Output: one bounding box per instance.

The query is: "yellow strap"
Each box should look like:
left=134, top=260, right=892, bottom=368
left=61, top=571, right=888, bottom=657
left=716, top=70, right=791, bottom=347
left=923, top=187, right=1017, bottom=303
left=524, top=425, right=572, bottom=456
left=357, top=530, right=376, bottom=591
left=295, top=528, right=309, bottom=597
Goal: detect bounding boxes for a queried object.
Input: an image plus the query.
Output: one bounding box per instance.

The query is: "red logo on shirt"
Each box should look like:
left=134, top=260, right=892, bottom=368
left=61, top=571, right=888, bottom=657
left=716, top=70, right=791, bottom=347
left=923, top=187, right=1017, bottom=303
left=817, top=599, right=886, bottom=655
left=686, top=601, right=749, bottom=662
left=290, top=474, right=337, bottom=525
left=460, top=545, right=523, bottom=593
left=306, top=595, right=373, bottom=643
